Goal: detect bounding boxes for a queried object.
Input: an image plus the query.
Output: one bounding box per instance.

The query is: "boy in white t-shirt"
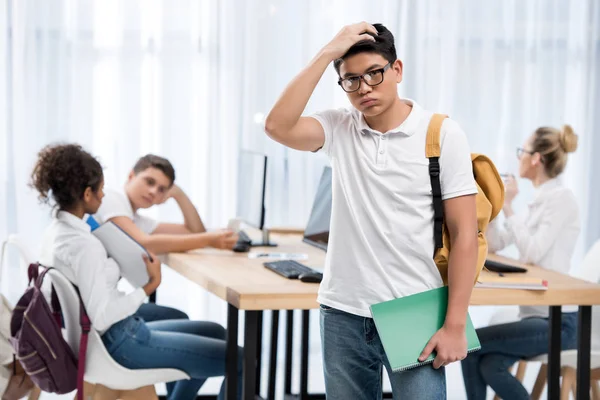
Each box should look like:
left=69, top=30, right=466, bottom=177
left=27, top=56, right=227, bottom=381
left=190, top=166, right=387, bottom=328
left=265, top=22, right=478, bottom=399
left=95, top=154, right=238, bottom=254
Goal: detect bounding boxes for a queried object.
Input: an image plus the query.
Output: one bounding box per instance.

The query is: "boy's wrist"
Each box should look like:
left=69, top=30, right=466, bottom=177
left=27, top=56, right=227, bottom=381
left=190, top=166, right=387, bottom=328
left=314, top=49, right=337, bottom=65
left=443, top=318, right=467, bottom=332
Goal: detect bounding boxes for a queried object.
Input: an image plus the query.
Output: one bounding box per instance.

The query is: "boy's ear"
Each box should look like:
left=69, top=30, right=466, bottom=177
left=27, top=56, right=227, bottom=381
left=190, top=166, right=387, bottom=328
left=393, top=59, right=403, bottom=83
left=127, top=170, right=136, bottom=181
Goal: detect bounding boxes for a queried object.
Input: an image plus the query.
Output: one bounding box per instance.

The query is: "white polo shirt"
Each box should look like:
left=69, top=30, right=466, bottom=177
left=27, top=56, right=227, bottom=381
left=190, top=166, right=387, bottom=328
left=95, top=188, right=159, bottom=234
left=312, top=99, right=478, bottom=317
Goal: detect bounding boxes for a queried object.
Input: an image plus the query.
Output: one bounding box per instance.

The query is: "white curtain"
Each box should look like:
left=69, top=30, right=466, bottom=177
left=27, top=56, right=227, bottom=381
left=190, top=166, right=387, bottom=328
left=1, top=1, right=599, bottom=397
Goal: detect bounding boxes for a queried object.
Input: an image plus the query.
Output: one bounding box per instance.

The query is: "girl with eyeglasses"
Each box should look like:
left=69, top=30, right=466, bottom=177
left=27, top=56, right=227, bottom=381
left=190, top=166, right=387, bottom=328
left=461, top=125, right=580, bottom=400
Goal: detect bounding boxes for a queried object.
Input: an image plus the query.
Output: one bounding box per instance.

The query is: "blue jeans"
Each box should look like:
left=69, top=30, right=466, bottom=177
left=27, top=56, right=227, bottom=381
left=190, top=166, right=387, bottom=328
left=320, top=304, right=446, bottom=400
left=135, top=303, right=189, bottom=322
left=133, top=302, right=190, bottom=395
left=102, top=316, right=243, bottom=400
left=461, top=312, right=578, bottom=400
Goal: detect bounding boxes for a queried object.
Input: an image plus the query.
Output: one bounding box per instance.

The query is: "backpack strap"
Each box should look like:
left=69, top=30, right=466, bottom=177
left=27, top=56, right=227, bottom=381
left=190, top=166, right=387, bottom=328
left=77, top=295, right=91, bottom=400
left=27, top=262, right=40, bottom=284
left=29, top=262, right=90, bottom=400
left=29, top=264, right=63, bottom=327
left=425, top=114, right=448, bottom=253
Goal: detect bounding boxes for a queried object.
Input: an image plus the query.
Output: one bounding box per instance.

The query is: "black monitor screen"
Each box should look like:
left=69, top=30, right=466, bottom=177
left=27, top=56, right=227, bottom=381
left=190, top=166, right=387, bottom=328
left=303, top=166, right=332, bottom=250
left=236, top=151, right=267, bottom=229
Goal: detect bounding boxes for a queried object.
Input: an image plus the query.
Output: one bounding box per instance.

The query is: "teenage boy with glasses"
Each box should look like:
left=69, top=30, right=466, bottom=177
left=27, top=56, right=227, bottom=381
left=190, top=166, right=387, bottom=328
left=265, top=22, right=479, bottom=399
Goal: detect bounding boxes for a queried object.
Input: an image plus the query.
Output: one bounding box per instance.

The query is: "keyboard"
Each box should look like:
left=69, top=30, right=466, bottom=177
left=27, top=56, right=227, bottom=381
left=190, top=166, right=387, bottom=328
left=263, top=260, right=317, bottom=279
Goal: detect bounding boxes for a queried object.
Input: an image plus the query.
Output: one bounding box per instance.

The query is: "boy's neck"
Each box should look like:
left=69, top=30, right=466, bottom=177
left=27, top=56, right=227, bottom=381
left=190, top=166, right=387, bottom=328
left=124, top=184, right=139, bottom=213
left=363, top=97, right=411, bottom=134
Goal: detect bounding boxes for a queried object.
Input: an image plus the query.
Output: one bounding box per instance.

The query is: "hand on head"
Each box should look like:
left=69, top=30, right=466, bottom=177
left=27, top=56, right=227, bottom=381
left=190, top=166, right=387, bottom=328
left=323, top=22, right=378, bottom=60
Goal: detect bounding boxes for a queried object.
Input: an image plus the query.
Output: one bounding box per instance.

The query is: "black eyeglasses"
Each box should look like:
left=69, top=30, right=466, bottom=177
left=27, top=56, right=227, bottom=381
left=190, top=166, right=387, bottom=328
left=338, top=63, right=392, bottom=93
left=516, top=147, right=535, bottom=159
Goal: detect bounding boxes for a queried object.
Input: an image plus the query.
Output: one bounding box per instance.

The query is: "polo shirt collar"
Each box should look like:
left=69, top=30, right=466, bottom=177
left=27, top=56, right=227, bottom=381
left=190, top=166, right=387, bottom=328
left=56, top=210, right=91, bottom=233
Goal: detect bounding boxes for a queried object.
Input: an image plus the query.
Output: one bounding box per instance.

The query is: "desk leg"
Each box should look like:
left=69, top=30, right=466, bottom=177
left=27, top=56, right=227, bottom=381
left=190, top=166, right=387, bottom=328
left=256, top=311, right=264, bottom=396
left=244, top=311, right=260, bottom=400
left=284, top=310, right=294, bottom=396
left=300, top=310, right=310, bottom=400
left=226, top=304, right=239, bottom=400
left=577, top=306, right=592, bottom=400
left=548, top=306, right=562, bottom=400
left=268, top=310, right=280, bottom=400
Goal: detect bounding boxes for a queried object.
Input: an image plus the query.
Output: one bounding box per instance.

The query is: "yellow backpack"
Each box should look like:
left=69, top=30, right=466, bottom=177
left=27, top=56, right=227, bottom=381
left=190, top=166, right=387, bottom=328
left=425, top=114, right=505, bottom=284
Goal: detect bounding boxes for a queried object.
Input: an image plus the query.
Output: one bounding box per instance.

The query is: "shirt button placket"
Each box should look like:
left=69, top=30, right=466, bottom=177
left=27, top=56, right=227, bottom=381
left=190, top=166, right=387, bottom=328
left=377, top=135, right=387, bottom=165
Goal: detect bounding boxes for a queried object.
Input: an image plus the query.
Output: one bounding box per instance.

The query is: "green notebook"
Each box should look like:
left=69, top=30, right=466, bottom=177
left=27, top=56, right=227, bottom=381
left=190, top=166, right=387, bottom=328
left=369, top=286, right=481, bottom=372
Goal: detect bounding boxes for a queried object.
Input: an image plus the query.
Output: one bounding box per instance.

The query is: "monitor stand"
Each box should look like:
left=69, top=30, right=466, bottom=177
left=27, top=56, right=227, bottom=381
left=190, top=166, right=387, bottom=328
left=250, top=228, right=277, bottom=247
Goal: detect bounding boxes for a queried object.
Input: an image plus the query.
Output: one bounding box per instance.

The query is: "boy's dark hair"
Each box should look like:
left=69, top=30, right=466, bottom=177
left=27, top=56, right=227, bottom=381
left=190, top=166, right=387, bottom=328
left=333, top=23, right=397, bottom=75
left=31, top=143, right=103, bottom=210
left=133, top=154, right=176, bottom=186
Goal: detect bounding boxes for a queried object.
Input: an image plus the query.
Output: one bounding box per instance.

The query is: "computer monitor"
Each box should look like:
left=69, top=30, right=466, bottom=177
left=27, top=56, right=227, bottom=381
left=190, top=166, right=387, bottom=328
left=236, top=150, right=276, bottom=247
left=303, top=166, right=332, bottom=251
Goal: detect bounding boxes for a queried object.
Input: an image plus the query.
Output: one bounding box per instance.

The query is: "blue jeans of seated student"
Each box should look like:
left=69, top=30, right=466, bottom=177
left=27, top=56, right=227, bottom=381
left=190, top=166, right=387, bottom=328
left=320, top=304, right=446, bottom=400
left=102, top=316, right=243, bottom=400
left=135, top=302, right=189, bottom=322
left=461, top=312, right=578, bottom=400
left=133, top=302, right=189, bottom=395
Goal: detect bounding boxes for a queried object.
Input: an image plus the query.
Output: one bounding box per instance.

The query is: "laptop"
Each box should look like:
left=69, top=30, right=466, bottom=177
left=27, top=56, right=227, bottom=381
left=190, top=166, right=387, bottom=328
left=303, top=166, right=332, bottom=252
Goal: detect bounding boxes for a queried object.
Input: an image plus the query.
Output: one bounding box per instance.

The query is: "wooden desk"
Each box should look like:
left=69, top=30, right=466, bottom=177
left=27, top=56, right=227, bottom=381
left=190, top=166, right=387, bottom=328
left=166, top=234, right=324, bottom=311
left=166, top=234, right=600, bottom=400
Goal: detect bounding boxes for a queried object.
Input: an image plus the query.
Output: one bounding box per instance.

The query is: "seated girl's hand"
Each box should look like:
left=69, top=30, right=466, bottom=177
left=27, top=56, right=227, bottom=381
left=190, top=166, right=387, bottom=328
left=142, top=252, right=162, bottom=294
left=503, top=174, right=519, bottom=204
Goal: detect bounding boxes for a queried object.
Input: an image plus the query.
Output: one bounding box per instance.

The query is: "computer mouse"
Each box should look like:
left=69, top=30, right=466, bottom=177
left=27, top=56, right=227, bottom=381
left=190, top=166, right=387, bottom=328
left=298, top=272, right=323, bottom=283
left=232, top=241, right=251, bottom=253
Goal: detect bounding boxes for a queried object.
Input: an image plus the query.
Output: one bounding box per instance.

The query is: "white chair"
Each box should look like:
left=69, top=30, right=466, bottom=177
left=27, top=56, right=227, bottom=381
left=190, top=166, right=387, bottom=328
left=0, top=234, right=36, bottom=276
left=574, top=240, right=600, bottom=284
left=0, top=234, right=41, bottom=400
left=47, top=269, right=190, bottom=399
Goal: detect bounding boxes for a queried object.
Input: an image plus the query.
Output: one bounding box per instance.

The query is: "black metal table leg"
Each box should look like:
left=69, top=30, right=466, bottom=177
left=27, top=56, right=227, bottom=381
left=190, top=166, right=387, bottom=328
left=577, top=306, right=592, bottom=400
left=256, top=311, right=264, bottom=396
left=226, top=304, right=239, bottom=400
left=300, top=310, right=310, bottom=400
left=244, top=311, right=260, bottom=400
left=284, top=310, right=294, bottom=396
left=548, top=306, right=562, bottom=400
left=268, top=310, right=280, bottom=400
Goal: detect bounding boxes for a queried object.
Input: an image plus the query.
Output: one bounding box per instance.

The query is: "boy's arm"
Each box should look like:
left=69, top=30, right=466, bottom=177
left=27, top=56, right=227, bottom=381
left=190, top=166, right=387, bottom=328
left=154, top=185, right=206, bottom=234
left=109, top=216, right=237, bottom=254
left=265, top=22, right=377, bottom=151
left=419, top=194, right=478, bottom=369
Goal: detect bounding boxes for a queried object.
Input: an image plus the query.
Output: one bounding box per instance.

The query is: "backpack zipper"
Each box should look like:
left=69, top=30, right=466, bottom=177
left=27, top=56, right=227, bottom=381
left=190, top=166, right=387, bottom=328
left=29, top=366, right=48, bottom=375
left=24, top=314, right=57, bottom=359
left=17, top=350, right=37, bottom=361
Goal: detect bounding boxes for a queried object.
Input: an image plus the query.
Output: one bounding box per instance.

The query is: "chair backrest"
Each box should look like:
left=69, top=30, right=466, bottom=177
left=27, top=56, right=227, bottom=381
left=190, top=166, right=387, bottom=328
left=47, top=269, right=83, bottom=354
left=576, top=239, right=600, bottom=283
left=0, top=234, right=36, bottom=283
